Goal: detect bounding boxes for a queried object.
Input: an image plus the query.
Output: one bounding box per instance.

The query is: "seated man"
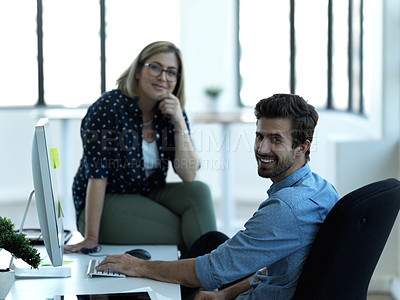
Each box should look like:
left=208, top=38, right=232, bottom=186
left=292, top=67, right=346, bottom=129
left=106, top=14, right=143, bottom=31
left=97, top=94, right=340, bottom=299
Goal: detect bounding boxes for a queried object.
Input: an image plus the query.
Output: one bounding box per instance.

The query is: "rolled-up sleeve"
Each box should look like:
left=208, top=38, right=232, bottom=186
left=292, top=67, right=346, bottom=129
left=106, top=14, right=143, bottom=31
left=195, top=254, right=219, bottom=290
left=194, top=199, right=302, bottom=291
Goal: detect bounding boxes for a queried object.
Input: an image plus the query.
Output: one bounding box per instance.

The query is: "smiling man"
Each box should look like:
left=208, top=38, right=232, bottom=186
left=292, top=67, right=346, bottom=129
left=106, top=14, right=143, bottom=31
left=97, top=94, right=340, bottom=299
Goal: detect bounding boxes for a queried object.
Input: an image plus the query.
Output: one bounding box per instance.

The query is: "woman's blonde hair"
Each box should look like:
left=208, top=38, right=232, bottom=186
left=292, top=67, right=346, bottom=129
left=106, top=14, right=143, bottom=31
left=116, top=41, right=186, bottom=109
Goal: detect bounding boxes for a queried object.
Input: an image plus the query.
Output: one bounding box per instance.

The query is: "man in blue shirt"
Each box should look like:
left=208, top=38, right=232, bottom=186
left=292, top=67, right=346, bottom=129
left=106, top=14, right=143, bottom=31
left=97, top=94, right=340, bottom=299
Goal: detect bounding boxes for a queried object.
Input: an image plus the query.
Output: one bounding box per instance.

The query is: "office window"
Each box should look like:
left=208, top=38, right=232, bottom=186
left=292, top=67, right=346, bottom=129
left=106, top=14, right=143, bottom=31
left=42, top=0, right=100, bottom=107
left=295, top=0, right=328, bottom=109
left=239, top=0, right=365, bottom=114
left=331, top=0, right=350, bottom=110
left=239, top=0, right=290, bottom=107
left=0, top=0, right=179, bottom=107
left=0, top=1, right=38, bottom=107
left=105, top=0, right=180, bottom=91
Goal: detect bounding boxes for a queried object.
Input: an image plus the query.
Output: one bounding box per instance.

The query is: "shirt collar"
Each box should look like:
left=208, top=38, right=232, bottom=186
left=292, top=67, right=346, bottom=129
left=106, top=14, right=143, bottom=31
left=267, top=163, right=311, bottom=197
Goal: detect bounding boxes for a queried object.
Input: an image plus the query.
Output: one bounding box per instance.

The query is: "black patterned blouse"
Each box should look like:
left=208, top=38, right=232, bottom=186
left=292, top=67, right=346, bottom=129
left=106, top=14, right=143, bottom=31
left=72, top=89, right=190, bottom=221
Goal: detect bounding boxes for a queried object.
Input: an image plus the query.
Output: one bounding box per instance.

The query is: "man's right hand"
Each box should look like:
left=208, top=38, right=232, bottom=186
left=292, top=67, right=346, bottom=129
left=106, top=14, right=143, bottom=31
left=194, top=290, right=226, bottom=300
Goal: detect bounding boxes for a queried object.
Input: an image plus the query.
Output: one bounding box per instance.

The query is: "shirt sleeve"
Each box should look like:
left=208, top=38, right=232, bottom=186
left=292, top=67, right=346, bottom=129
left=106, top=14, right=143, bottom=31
left=164, top=109, right=191, bottom=162
left=195, top=198, right=302, bottom=291
left=81, top=99, right=116, bottom=179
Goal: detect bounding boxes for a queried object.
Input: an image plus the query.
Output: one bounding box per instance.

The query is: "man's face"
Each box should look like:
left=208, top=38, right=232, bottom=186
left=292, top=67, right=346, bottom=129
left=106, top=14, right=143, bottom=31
left=254, top=117, right=300, bottom=183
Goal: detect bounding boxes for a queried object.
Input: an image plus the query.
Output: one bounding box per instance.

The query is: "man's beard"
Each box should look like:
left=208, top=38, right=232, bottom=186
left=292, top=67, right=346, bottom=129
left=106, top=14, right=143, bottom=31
left=257, top=150, right=296, bottom=180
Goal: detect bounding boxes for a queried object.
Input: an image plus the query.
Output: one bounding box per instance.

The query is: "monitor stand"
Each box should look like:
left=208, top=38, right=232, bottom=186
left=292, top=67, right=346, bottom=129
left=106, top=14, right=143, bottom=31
left=10, top=256, right=71, bottom=278
left=9, top=190, right=71, bottom=278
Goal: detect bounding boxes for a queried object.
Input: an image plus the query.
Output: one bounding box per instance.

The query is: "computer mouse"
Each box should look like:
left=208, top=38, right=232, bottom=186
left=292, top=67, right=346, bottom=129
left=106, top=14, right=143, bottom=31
left=80, top=246, right=100, bottom=254
left=125, top=248, right=151, bottom=260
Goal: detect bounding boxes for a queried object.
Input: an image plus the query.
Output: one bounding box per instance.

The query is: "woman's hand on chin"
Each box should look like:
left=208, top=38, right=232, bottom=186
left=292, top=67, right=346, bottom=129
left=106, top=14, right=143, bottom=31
left=158, top=93, right=184, bottom=125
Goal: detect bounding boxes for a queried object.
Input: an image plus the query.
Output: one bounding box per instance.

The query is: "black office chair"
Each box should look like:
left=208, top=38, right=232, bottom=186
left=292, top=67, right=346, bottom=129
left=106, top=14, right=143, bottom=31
left=293, top=178, right=400, bottom=300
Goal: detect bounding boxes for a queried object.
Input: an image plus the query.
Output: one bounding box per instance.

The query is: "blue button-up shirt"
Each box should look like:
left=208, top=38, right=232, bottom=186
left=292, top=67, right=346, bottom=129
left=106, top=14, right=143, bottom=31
left=195, top=163, right=339, bottom=299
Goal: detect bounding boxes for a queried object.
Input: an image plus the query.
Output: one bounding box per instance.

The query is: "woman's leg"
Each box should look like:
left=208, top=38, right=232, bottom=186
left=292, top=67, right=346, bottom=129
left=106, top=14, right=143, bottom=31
left=78, top=193, right=183, bottom=245
left=180, top=231, right=229, bottom=259
left=148, top=181, right=217, bottom=251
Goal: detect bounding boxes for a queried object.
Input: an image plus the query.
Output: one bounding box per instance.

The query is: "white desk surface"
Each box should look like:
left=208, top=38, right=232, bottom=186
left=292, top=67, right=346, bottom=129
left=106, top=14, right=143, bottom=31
left=2, top=244, right=181, bottom=300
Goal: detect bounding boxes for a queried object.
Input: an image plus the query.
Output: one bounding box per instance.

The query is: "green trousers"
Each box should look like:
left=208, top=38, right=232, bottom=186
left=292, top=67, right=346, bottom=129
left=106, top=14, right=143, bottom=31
left=78, top=181, right=217, bottom=251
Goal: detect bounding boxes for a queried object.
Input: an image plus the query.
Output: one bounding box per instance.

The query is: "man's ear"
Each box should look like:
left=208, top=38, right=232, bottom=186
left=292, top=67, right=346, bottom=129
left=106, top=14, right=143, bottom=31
left=296, top=140, right=311, bottom=157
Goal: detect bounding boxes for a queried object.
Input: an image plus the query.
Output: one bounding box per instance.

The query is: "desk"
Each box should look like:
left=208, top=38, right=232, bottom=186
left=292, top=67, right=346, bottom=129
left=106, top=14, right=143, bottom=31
left=3, top=244, right=180, bottom=300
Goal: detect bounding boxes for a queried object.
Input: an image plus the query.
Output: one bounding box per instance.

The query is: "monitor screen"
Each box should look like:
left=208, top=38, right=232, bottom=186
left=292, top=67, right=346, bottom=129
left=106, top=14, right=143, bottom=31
left=32, top=118, right=64, bottom=267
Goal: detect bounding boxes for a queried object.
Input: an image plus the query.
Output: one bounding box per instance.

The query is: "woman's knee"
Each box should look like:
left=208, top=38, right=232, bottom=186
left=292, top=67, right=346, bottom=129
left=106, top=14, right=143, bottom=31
left=180, top=181, right=212, bottom=199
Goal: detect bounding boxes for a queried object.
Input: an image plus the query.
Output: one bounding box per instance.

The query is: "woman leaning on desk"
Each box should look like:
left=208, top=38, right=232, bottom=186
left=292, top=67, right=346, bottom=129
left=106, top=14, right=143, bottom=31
left=64, top=41, right=217, bottom=254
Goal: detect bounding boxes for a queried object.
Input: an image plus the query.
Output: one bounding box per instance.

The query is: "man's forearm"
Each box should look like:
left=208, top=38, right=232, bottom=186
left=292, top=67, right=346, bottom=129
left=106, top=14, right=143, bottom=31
left=194, top=275, right=253, bottom=300
left=218, top=268, right=267, bottom=299
left=142, top=258, right=201, bottom=288
left=219, top=276, right=253, bottom=299
left=97, top=255, right=202, bottom=288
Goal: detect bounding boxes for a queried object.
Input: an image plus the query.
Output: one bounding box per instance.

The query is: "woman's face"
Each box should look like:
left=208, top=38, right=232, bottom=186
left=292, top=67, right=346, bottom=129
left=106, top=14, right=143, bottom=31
left=136, top=52, right=179, bottom=103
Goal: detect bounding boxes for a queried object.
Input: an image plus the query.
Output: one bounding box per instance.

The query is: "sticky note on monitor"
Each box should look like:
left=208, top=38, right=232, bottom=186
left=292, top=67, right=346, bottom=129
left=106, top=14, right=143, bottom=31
left=58, top=197, right=64, bottom=218
left=49, top=147, right=60, bottom=169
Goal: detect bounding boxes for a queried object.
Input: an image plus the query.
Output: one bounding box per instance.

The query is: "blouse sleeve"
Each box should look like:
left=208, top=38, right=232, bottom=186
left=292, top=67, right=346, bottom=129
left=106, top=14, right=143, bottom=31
left=81, top=99, right=116, bottom=179
left=163, top=110, right=191, bottom=162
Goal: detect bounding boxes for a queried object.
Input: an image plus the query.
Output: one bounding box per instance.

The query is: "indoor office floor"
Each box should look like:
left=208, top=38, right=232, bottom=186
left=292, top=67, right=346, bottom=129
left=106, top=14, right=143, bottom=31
left=0, top=201, right=396, bottom=300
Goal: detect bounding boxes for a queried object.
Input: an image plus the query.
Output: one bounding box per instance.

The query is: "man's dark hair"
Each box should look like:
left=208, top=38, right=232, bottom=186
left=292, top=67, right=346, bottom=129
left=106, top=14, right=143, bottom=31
left=254, top=94, right=319, bottom=161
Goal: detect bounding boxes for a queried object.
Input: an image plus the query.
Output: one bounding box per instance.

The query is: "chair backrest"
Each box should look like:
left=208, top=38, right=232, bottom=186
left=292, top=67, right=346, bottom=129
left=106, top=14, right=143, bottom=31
left=293, top=178, right=400, bottom=300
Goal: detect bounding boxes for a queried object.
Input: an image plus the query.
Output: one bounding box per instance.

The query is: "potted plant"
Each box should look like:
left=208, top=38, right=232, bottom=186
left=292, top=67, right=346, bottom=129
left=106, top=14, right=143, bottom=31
left=205, top=86, right=222, bottom=112
left=0, top=217, right=41, bottom=299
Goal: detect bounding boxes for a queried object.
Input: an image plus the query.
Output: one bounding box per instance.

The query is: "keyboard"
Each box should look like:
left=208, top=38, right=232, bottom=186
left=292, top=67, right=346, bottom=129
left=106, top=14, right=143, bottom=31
left=87, top=259, right=126, bottom=278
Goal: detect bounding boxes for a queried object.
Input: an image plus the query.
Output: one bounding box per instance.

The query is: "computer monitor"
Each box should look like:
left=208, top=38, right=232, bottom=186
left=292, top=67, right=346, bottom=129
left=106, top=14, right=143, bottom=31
left=32, top=118, right=64, bottom=266
left=12, top=118, right=70, bottom=278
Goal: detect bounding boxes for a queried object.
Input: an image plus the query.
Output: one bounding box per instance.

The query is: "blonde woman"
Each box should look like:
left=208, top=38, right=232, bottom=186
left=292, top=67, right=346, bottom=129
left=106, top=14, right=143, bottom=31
left=65, top=41, right=216, bottom=254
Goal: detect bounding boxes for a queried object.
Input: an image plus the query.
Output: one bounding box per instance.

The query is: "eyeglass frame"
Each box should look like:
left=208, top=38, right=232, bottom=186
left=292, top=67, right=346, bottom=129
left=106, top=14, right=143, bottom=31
left=143, top=63, right=180, bottom=82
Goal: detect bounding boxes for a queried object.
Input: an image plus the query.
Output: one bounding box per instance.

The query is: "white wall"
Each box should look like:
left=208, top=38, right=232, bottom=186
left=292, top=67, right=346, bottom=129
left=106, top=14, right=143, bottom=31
left=0, top=0, right=399, bottom=294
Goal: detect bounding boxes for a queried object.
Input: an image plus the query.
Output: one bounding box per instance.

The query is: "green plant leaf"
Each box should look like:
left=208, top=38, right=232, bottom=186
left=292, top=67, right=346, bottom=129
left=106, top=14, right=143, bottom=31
left=0, top=216, right=41, bottom=268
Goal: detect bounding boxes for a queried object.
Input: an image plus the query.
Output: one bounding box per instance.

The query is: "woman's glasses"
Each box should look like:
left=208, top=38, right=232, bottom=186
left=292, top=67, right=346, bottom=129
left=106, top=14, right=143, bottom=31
left=143, top=63, right=179, bottom=82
